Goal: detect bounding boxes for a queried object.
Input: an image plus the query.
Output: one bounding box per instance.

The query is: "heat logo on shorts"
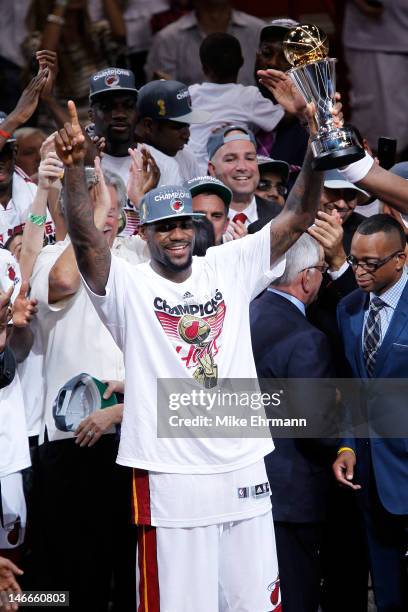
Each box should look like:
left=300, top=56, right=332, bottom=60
left=268, top=576, right=281, bottom=611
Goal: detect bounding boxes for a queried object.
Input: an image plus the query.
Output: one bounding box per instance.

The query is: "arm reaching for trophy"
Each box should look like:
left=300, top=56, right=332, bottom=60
left=55, top=101, right=111, bottom=296
left=260, top=23, right=363, bottom=171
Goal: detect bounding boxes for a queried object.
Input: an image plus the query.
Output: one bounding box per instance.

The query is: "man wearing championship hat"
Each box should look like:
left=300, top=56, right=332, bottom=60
left=254, top=18, right=309, bottom=184
left=255, top=155, right=290, bottom=208
left=135, top=79, right=209, bottom=182
left=89, top=67, right=182, bottom=192
left=188, top=175, right=232, bottom=245
left=59, top=96, right=324, bottom=611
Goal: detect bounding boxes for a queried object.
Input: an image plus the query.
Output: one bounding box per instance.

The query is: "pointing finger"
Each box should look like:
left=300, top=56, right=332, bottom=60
left=67, top=100, right=81, bottom=131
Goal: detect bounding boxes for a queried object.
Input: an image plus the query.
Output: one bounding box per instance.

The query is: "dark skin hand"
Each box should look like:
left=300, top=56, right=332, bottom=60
left=55, top=101, right=111, bottom=294
left=36, top=50, right=58, bottom=103
left=8, top=280, right=37, bottom=363
left=0, top=71, right=48, bottom=150
left=0, top=286, right=13, bottom=352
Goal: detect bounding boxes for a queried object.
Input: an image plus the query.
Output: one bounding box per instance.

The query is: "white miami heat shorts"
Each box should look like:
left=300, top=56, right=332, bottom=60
left=136, top=510, right=281, bottom=612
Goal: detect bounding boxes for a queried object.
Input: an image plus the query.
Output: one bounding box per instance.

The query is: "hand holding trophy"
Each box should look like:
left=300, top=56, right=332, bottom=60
left=283, top=24, right=365, bottom=170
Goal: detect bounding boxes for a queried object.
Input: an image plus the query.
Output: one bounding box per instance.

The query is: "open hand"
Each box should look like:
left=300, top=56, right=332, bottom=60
left=127, top=147, right=160, bottom=207
left=257, top=68, right=307, bottom=117
left=224, top=219, right=248, bottom=241
left=0, top=555, right=23, bottom=611
left=36, top=50, right=58, bottom=102
left=10, top=70, right=48, bottom=126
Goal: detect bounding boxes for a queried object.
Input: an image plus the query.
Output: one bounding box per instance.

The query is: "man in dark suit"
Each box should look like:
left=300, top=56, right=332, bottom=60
left=335, top=214, right=408, bottom=611
left=250, top=233, right=337, bottom=612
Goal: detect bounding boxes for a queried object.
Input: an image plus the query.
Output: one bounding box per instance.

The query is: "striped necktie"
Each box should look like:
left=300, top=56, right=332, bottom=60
left=363, top=296, right=385, bottom=377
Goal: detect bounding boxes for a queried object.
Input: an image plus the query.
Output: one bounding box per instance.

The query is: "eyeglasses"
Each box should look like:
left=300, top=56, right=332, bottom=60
left=301, top=263, right=329, bottom=274
left=257, top=180, right=287, bottom=196
left=346, top=250, right=403, bottom=272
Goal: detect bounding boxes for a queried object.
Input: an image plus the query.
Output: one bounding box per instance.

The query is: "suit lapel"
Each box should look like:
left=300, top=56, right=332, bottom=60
left=350, top=296, right=368, bottom=377
left=373, top=282, right=408, bottom=375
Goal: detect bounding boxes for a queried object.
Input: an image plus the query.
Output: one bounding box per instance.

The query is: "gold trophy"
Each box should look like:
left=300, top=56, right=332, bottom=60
left=283, top=24, right=364, bottom=170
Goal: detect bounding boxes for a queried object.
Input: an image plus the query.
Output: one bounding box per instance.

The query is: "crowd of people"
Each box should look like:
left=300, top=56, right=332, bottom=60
left=1, top=1, right=408, bottom=611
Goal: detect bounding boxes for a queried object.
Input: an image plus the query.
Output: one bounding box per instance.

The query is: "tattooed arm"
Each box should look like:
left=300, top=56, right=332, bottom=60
left=269, top=145, right=323, bottom=266
left=256, top=72, right=343, bottom=266
left=55, top=101, right=111, bottom=296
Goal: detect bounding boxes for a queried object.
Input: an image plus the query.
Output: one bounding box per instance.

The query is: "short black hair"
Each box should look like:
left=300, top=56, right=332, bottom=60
left=356, top=213, right=406, bottom=249
left=199, top=33, right=243, bottom=81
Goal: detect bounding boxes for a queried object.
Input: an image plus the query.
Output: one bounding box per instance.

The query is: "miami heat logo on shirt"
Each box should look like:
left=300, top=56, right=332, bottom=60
left=154, top=290, right=226, bottom=388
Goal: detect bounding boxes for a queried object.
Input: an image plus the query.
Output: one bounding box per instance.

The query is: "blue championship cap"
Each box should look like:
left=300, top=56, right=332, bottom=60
left=139, top=185, right=205, bottom=225
left=89, top=67, right=138, bottom=100
left=186, top=176, right=232, bottom=210
left=53, top=374, right=118, bottom=432
left=207, top=125, right=257, bottom=160
left=137, top=80, right=210, bottom=124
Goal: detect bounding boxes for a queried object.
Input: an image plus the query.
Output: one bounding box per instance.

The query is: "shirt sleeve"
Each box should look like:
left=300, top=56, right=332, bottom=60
left=205, top=221, right=285, bottom=300
left=328, top=260, right=350, bottom=281
left=30, top=242, right=74, bottom=313
left=161, top=156, right=183, bottom=186
left=81, top=254, right=128, bottom=350
left=250, top=88, right=285, bottom=132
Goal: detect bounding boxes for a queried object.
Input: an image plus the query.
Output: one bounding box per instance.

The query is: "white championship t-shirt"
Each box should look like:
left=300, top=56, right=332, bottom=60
left=84, top=221, right=284, bottom=474
left=102, top=144, right=182, bottom=189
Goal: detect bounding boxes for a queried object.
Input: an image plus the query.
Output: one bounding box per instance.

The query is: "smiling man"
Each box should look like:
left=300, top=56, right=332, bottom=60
left=135, top=79, right=208, bottom=182
left=335, top=214, right=408, bottom=611
left=208, top=125, right=282, bottom=239
left=58, top=98, right=324, bottom=612
left=0, top=115, right=53, bottom=247
left=89, top=67, right=182, bottom=190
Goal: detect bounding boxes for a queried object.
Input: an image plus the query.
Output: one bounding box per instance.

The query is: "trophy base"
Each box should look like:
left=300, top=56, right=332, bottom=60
left=311, top=126, right=365, bottom=171
left=311, top=145, right=365, bottom=171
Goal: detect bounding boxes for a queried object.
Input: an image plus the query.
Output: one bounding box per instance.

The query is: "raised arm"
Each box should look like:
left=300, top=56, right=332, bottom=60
left=49, top=157, right=112, bottom=303
left=20, top=135, right=63, bottom=280
left=355, top=160, right=408, bottom=215
left=55, top=102, right=111, bottom=295
left=0, top=71, right=47, bottom=151
left=269, top=144, right=323, bottom=265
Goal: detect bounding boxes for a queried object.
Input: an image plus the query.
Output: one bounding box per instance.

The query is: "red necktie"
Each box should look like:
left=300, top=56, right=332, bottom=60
left=232, top=213, right=248, bottom=224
